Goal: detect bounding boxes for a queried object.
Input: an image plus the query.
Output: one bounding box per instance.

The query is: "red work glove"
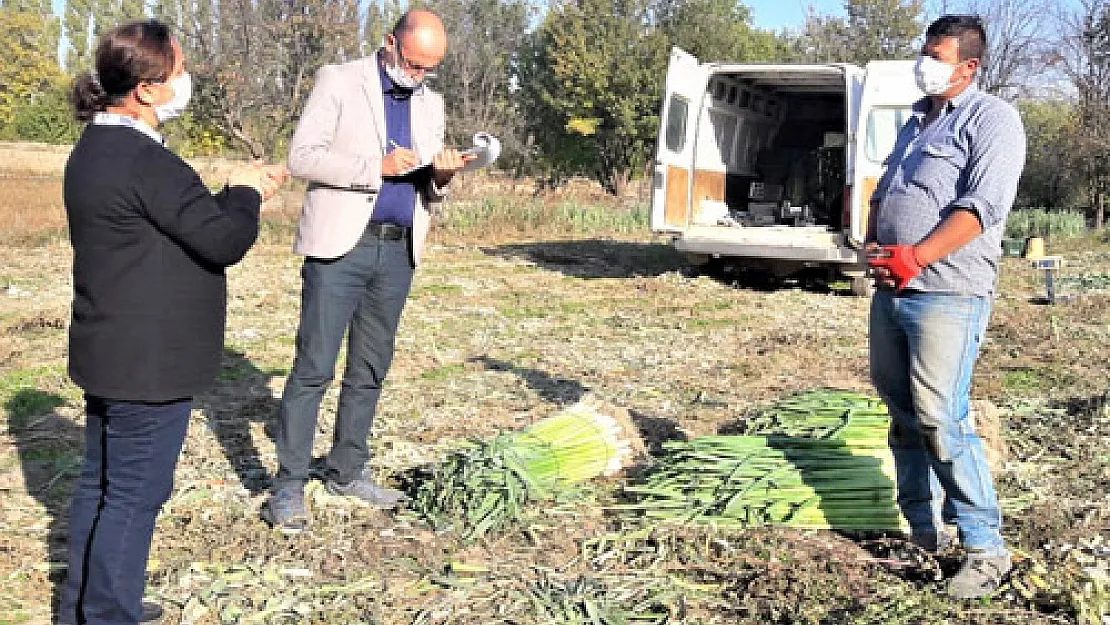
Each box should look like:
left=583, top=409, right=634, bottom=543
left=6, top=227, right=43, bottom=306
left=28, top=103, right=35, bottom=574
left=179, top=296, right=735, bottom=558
left=867, top=244, right=925, bottom=292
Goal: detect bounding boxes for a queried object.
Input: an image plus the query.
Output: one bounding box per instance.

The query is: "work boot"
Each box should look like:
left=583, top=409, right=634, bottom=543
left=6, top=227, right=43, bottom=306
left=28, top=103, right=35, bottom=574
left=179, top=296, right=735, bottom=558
left=325, top=473, right=405, bottom=509
left=261, top=485, right=309, bottom=535
left=947, top=551, right=1012, bottom=599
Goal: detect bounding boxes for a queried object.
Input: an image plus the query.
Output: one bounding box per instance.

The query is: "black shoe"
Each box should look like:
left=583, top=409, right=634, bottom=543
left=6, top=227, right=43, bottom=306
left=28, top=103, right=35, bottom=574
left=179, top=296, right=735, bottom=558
left=56, top=600, right=163, bottom=625
left=140, top=600, right=165, bottom=623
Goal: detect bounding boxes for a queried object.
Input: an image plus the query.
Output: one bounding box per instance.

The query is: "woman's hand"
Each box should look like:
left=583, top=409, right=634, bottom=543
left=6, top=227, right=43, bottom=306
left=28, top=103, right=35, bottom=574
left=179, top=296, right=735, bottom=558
left=228, top=161, right=290, bottom=201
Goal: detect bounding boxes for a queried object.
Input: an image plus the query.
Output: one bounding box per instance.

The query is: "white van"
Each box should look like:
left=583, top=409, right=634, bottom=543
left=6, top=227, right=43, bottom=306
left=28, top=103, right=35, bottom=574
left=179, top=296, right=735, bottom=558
left=650, top=47, right=922, bottom=295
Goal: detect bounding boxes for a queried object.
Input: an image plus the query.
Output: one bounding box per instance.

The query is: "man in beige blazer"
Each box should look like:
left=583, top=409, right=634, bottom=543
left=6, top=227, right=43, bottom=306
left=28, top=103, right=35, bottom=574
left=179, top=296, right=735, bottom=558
left=263, top=9, right=470, bottom=533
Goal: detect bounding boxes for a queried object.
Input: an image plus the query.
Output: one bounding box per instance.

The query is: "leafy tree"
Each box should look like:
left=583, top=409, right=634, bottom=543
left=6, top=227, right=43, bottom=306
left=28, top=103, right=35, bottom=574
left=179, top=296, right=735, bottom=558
left=1016, top=100, right=1081, bottom=209
left=361, top=0, right=403, bottom=57
left=419, top=0, right=534, bottom=166
left=654, top=0, right=789, bottom=62
left=179, top=0, right=360, bottom=158
left=150, top=0, right=186, bottom=34
left=794, top=0, right=923, bottom=65
left=790, top=11, right=847, bottom=62
left=94, top=0, right=145, bottom=35
left=61, top=0, right=142, bottom=72
left=516, top=30, right=599, bottom=184
left=790, top=10, right=853, bottom=62
left=524, top=0, right=669, bottom=195
left=950, top=0, right=1051, bottom=98
left=1053, top=0, right=1110, bottom=228
left=844, top=0, right=923, bottom=63
left=0, top=6, right=65, bottom=133
left=64, top=0, right=96, bottom=71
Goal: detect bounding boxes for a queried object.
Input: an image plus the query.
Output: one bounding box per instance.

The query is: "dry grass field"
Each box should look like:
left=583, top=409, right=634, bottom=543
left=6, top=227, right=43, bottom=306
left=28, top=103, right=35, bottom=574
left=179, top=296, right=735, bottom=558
left=1, top=144, right=1108, bottom=624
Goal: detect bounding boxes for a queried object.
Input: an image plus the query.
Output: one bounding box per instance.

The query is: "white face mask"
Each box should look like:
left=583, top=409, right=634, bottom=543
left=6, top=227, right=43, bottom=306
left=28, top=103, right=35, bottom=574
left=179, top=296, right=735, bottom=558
left=914, top=55, right=959, bottom=96
left=385, top=58, right=422, bottom=91
left=154, top=72, right=192, bottom=122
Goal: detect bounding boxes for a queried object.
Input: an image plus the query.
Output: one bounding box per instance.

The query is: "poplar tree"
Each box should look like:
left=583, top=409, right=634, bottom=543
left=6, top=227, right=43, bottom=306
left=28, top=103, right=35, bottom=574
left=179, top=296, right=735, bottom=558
left=0, top=3, right=64, bottom=132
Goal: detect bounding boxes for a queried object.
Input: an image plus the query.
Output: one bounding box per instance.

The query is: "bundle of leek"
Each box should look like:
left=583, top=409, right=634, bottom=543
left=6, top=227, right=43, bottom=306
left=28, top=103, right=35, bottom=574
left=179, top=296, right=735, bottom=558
left=617, top=390, right=906, bottom=531
left=736, top=388, right=893, bottom=440
left=407, top=401, right=639, bottom=540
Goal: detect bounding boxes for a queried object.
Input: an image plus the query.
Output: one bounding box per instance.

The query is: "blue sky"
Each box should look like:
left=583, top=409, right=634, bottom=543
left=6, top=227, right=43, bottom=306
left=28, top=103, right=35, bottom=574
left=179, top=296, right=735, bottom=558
left=748, top=0, right=847, bottom=31
left=749, top=0, right=1087, bottom=32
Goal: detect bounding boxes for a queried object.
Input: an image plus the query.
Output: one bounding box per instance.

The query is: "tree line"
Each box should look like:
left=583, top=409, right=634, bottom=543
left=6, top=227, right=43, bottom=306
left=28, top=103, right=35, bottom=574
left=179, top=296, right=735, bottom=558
left=0, top=0, right=1107, bottom=222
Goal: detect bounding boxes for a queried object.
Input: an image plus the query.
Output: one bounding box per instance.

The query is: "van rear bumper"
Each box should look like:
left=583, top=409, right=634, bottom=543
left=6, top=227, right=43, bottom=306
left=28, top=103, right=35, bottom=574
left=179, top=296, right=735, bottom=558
left=672, top=225, right=862, bottom=264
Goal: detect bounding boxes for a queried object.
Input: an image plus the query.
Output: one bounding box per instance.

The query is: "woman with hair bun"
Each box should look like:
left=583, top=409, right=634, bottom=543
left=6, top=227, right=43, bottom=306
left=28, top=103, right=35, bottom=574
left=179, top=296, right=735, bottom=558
left=59, top=19, right=287, bottom=625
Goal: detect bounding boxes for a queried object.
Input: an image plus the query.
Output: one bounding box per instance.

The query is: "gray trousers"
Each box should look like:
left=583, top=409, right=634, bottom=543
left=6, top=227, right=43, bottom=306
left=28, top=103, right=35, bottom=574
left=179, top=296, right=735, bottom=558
left=274, top=229, right=414, bottom=489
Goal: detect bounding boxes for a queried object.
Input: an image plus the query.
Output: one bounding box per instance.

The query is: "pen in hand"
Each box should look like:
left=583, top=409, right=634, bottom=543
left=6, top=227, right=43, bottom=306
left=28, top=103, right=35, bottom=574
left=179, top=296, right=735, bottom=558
left=386, top=139, right=418, bottom=177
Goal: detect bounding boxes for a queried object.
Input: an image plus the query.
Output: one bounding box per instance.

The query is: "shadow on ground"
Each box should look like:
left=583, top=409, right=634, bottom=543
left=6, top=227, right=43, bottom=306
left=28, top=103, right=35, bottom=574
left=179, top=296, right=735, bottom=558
left=481, top=239, right=686, bottom=279
left=628, top=409, right=688, bottom=456
left=482, top=239, right=864, bottom=296
left=698, top=260, right=863, bottom=297
left=7, top=389, right=78, bottom=623
left=469, top=355, right=587, bottom=404
left=193, top=348, right=283, bottom=495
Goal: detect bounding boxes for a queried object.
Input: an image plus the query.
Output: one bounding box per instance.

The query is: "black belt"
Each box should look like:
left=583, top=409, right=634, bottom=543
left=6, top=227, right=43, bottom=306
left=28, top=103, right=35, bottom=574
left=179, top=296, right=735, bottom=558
left=365, top=222, right=411, bottom=240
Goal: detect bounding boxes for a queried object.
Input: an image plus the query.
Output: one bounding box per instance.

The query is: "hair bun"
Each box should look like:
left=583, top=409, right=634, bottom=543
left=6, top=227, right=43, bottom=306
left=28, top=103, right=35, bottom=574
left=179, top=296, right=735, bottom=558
left=71, top=72, right=109, bottom=122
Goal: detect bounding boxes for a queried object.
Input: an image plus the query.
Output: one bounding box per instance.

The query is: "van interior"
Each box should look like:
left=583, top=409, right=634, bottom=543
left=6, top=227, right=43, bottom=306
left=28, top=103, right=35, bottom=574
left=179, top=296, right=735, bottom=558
left=690, top=69, right=848, bottom=231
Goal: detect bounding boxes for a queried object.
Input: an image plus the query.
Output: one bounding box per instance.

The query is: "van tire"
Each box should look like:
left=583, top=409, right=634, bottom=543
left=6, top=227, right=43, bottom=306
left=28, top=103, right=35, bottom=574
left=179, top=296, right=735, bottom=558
left=850, top=275, right=874, bottom=298
left=684, top=253, right=712, bottom=266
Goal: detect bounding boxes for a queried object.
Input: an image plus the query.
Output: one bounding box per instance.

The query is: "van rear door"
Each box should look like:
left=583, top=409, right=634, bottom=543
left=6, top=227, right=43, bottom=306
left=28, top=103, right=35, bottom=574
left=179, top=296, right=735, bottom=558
left=651, top=47, right=709, bottom=234
left=850, top=60, right=922, bottom=245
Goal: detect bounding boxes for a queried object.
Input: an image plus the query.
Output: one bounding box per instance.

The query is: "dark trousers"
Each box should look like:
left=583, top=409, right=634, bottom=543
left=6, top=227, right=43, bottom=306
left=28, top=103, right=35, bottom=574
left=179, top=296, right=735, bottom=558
left=274, top=231, right=414, bottom=489
left=58, top=395, right=191, bottom=625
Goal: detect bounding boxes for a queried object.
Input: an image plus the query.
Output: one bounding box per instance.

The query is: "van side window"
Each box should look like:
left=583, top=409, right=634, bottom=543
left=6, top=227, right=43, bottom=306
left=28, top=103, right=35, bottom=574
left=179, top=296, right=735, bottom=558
left=727, top=85, right=737, bottom=104
left=665, top=95, right=689, bottom=152
left=865, top=107, right=911, bottom=163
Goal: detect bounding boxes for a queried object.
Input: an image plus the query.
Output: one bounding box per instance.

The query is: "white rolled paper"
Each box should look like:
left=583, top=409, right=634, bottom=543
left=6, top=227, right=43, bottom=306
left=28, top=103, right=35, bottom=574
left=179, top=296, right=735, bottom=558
left=461, top=132, right=501, bottom=172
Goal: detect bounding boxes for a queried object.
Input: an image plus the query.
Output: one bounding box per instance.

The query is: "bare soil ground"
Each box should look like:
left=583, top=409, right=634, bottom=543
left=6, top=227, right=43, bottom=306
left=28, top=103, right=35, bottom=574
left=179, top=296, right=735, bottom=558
left=1, top=159, right=1108, bottom=624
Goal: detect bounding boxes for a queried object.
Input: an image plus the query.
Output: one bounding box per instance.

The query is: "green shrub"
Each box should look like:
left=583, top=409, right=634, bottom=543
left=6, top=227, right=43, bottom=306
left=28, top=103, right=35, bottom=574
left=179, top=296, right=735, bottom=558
left=10, top=87, right=81, bottom=144
left=1005, top=208, right=1087, bottom=240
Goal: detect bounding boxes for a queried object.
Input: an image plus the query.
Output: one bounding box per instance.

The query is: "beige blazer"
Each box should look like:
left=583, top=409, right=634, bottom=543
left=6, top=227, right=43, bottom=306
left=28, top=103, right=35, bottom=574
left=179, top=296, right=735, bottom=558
left=287, top=54, right=448, bottom=265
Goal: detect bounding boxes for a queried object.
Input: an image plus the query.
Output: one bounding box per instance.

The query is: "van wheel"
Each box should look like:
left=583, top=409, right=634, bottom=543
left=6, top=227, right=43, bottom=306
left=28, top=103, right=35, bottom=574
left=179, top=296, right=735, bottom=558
left=850, top=275, right=874, bottom=298
left=684, top=253, right=712, bottom=266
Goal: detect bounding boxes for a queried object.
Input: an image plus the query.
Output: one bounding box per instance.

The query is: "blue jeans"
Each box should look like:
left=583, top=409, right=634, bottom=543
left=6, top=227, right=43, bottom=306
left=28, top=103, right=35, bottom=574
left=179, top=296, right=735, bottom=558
left=274, top=232, right=414, bottom=489
left=869, top=290, right=1007, bottom=556
left=59, top=396, right=191, bottom=625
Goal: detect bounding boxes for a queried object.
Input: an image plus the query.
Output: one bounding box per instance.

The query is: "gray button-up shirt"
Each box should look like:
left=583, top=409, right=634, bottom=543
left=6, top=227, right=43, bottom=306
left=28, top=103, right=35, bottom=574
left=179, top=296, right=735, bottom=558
left=873, top=84, right=1026, bottom=296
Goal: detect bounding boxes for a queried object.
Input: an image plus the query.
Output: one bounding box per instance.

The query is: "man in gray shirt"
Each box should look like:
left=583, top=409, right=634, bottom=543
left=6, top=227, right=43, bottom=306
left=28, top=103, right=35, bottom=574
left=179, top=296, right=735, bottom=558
left=866, top=14, right=1026, bottom=599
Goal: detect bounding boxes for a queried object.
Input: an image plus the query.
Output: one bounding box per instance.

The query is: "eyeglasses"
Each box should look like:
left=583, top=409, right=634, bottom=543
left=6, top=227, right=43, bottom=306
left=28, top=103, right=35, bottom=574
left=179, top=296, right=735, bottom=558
left=395, top=40, right=439, bottom=75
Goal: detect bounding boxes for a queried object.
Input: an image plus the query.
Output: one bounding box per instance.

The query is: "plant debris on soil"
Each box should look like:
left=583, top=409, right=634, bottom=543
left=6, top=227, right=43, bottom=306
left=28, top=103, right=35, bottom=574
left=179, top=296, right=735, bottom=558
left=2, top=227, right=1109, bottom=624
